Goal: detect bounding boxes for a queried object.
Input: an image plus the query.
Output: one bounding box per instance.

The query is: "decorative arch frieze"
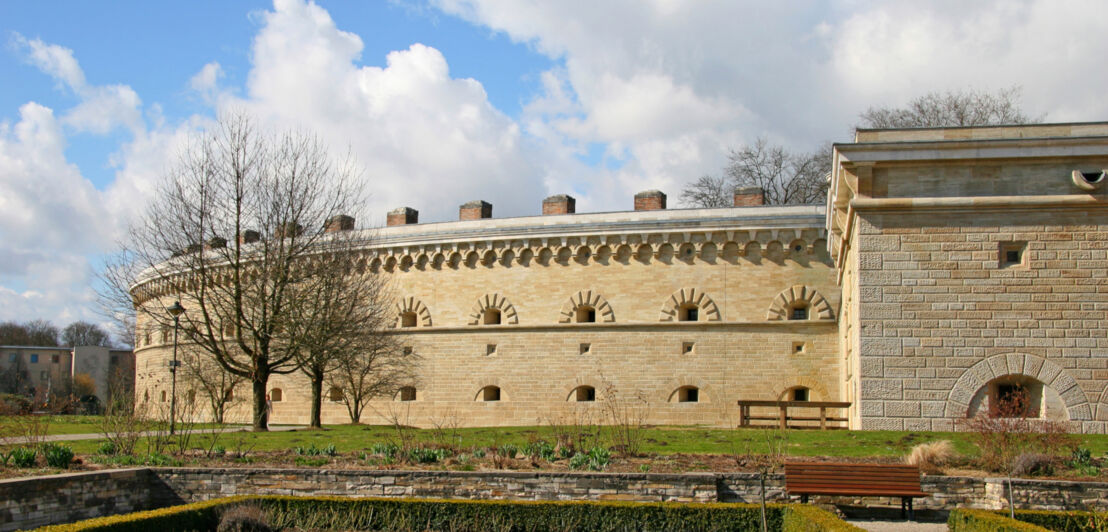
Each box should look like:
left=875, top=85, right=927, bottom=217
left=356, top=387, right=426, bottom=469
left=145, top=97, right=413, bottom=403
left=946, top=353, right=1092, bottom=421
left=393, top=296, right=432, bottom=327
left=558, top=290, right=615, bottom=323
left=467, top=293, right=519, bottom=325
left=658, top=287, right=721, bottom=322
left=765, top=285, right=834, bottom=321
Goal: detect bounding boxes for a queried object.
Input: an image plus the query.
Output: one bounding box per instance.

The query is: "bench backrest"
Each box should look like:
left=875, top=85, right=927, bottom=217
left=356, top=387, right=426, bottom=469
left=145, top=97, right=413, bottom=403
left=785, top=462, right=923, bottom=494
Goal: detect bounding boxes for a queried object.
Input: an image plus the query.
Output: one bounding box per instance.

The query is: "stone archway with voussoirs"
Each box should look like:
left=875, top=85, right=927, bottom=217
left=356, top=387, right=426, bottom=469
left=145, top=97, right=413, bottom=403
left=946, top=353, right=1092, bottom=421
left=765, top=285, right=834, bottom=321
left=658, top=287, right=721, bottom=322
left=558, top=290, right=615, bottom=323
left=394, top=296, right=432, bottom=327
left=467, top=293, right=519, bottom=325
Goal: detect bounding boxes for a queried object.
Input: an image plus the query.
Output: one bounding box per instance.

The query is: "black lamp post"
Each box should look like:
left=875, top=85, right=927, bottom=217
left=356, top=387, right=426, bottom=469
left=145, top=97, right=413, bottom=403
left=167, top=300, right=186, bottom=435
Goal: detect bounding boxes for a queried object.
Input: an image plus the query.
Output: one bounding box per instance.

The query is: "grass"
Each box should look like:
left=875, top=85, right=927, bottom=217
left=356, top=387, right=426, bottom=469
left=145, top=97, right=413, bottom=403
left=44, top=423, right=1108, bottom=458
left=0, top=415, right=233, bottom=437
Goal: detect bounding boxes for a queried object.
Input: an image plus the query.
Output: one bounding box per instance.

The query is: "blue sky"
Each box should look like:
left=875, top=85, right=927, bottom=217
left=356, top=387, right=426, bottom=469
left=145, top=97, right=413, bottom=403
left=1, top=0, right=1106, bottom=337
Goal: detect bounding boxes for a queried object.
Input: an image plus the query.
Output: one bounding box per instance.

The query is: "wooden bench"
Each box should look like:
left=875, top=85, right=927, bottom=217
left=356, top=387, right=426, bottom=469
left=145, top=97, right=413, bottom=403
left=784, top=462, right=929, bottom=519
left=737, top=400, right=850, bottom=430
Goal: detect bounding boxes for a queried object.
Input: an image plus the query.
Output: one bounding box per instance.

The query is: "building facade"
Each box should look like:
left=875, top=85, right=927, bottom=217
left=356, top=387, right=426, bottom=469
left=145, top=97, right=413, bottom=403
left=0, top=345, right=134, bottom=409
left=132, top=122, right=1108, bottom=432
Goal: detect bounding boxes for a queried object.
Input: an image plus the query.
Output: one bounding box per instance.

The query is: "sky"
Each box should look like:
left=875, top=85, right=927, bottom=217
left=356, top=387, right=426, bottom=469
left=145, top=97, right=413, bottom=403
left=1, top=0, right=1106, bottom=338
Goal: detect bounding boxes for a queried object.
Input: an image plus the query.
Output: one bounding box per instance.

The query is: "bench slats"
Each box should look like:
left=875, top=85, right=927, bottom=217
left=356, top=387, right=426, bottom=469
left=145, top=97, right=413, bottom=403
left=784, top=462, right=929, bottom=498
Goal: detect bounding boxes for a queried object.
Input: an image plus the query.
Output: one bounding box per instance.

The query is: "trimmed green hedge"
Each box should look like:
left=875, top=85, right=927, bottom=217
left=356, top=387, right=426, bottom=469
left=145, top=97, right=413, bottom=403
left=1012, top=509, right=1108, bottom=532
left=37, top=495, right=863, bottom=532
left=782, top=504, right=866, bottom=532
left=948, top=509, right=1050, bottom=532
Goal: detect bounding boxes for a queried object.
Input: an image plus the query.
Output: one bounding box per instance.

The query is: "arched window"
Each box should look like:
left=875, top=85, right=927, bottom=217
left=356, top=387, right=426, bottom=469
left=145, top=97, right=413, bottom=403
left=572, top=385, right=596, bottom=402
left=988, top=377, right=1042, bottom=418
left=398, top=386, right=417, bottom=401
left=328, top=386, right=344, bottom=402
left=673, top=386, right=699, bottom=403
left=270, top=388, right=283, bottom=402
left=400, top=312, right=418, bottom=328
left=679, top=304, right=699, bottom=322
left=784, top=386, right=810, bottom=402
left=479, top=385, right=501, bottom=402
left=483, top=308, right=502, bottom=325
left=789, top=304, right=809, bottom=321
left=576, top=306, right=596, bottom=323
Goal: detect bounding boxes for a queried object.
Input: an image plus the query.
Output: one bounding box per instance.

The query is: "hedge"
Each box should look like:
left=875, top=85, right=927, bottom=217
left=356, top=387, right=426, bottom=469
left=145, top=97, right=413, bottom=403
left=781, top=504, right=866, bottom=532
left=1011, top=509, right=1108, bottom=532
left=948, top=509, right=1050, bottom=532
left=36, top=495, right=861, bottom=532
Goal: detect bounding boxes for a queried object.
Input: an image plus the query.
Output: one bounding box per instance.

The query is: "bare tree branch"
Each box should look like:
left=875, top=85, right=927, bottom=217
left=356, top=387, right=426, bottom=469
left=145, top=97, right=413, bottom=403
left=858, top=86, right=1042, bottom=129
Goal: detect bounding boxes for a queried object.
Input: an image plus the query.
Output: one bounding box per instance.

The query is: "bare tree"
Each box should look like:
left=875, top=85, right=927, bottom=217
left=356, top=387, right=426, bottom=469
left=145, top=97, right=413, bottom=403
left=117, top=112, right=365, bottom=431
left=0, top=320, right=60, bottom=346
left=178, top=346, right=244, bottom=424
left=681, top=139, right=830, bottom=207
left=859, top=86, right=1041, bottom=129
left=60, top=321, right=114, bottom=347
left=329, top=313, right=419, bottom=425
left=678, top=175, right=731, bottom=208
left=289, top=233, right=402, bottom=428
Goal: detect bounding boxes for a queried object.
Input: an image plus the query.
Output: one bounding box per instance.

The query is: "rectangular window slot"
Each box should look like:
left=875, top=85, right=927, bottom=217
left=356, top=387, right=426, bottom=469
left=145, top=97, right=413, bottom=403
left=999, top=241, right=1027, bottom=268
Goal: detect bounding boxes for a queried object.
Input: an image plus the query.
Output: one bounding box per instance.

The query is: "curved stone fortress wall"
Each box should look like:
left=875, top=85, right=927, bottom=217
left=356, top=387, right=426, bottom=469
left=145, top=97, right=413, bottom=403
left=133, top=192, right=841, bottom=427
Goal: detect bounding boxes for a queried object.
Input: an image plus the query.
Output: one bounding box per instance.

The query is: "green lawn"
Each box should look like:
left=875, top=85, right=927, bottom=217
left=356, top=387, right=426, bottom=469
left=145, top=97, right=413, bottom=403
left=0, top=415, right=232, bottom=437
left=46, top=423, right=1108, bottom=458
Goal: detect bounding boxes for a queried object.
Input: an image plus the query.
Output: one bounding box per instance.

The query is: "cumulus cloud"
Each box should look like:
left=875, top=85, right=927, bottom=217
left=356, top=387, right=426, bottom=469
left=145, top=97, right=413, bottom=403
left=435, top=0, right=1108, bottom=206
left=229, top=0, right=555, bottom=222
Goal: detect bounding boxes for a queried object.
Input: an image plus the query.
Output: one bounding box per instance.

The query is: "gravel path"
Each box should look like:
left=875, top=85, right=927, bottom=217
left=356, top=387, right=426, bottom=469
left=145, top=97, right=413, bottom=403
left=847, top=519, right=947, bottom=532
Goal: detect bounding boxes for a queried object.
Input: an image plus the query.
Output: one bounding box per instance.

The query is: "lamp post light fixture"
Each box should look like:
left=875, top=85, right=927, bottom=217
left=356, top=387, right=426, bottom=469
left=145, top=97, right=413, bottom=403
left=167, top=300, right=186, bottom=435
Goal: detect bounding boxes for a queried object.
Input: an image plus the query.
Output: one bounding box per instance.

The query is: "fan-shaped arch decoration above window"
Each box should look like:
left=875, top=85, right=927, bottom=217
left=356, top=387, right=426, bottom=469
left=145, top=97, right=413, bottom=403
left=558, top=290, right=615, bottom=323
left=765, top=285, right=834, bottom=321
left=467, top=293, right=519, bottom=325
left=658, top=287, right=721, bottom=322
left=394, top=296, right=432, bottom=328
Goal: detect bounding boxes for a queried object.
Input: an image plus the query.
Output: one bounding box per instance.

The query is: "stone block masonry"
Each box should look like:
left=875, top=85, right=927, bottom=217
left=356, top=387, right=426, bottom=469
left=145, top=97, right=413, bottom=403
left=4, top=467, right=1108, bottom=530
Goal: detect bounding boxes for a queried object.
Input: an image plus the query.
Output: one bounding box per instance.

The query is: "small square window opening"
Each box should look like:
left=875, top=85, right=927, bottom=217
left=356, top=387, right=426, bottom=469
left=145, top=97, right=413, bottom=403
left=682, top=342, right=695, bottom=354
left=999, top=241, right=1027, bottom=268
left=486, top=344, right=497, bottom=356
left=579, top=343, right=591, bottom=355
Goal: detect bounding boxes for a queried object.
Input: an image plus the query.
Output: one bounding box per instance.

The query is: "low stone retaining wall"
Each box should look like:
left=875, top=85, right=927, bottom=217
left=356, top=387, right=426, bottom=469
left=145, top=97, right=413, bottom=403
left=0, top=468, right=174, bottom=531
left=3, top=467, right=1108, bottom=531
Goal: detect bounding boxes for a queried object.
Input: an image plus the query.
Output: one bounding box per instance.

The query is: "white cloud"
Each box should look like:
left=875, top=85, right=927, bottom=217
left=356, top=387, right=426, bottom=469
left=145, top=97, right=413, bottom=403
left=435, top=0, right=1108, bottom=207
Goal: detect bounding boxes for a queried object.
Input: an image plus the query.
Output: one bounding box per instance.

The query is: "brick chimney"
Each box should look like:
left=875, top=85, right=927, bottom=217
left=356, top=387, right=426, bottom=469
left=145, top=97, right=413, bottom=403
left=275, top=222, right=304, bottom=239
left=325, top=215, right=355, bottom=233
left=387, top=207, right=419, bottom=226
left=634, top=190, right=666, bottom=211
left=733, top=186, right=765, bottom=207
left=238, top=230, right=260, bottom=245
left=460, top=200, right=493, bottom=221
left=542, top=194, right=576, bottom=215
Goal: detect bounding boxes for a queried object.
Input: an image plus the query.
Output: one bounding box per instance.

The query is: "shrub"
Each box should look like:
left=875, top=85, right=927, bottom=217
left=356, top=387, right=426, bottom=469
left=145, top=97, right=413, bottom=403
left=471, top=447, right=487, bottom=459
left=0, top=393, right=32, bottom=414
left=1069, top=447, right=1093, bottom=467
left=371, top=442, right=399, bottom=458
left=497, top=443, right=519, bottom=459
left=44, top=443, right=75, bottom=468
left=217, top=505, right=272, bottom=532
left=293, top=443, right=337, bottom=457
left=408, top=446, right=450, bottom=464
left=782, top=505, right=866, bottom=531
left=11, top=446, right=36, bottom=468
left=97, top=441, right=118, bottom=456
left=524, top=440, right=556, bottom=461
left=570, top=447, right=611, bottom=471
left=294, top=456, right=329, bottom=467
left=905, top=439, right=955, bottom=474
left=1013, top=509, right=1108, bottom=532
left=1011, top=453, right=1054, bottom=477
left=949, top=509, right=1050, bottom=531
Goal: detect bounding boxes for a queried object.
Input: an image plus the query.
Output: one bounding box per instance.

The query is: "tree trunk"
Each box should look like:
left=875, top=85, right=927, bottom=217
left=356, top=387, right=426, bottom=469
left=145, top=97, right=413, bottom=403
left=310, top=372, right=323, bottom=429
left=252, top=377, right=268, bottom=431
